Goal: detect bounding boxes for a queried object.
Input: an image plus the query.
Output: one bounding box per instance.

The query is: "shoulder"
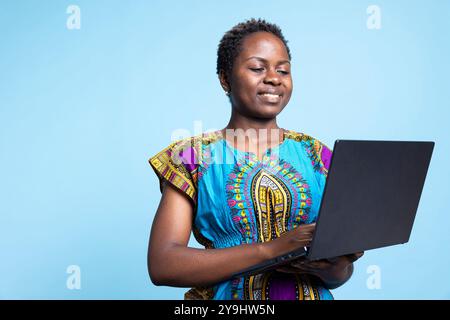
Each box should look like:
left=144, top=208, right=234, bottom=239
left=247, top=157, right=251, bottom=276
left=284, top=129, right=333, bottom=174
left=148, top=131, right=224, bottom=203
left=149, top=130, right=223, bottom=175
left=284, top=129, right=332, bottom=153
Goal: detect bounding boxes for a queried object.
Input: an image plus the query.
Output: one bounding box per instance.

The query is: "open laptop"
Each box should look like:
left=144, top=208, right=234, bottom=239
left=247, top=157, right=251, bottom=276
left=232, top=140, right=434, bottom=278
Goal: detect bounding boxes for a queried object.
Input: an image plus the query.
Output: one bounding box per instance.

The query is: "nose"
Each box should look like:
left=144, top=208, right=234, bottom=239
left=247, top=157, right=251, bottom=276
left=263, top=68, right=281, bottom=86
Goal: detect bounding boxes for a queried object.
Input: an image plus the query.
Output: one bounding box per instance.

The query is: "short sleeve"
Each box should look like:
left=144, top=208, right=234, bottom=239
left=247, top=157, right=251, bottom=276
left=311, top=138, right=333, bottom=191
left=148, top=138, right=199, bottom=206
left=313, top=139, right=332, bottom=176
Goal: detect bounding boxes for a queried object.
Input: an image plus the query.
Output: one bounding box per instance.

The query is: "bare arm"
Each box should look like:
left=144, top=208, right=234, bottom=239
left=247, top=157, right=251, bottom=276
left=147, top=182, right=315, bottom=287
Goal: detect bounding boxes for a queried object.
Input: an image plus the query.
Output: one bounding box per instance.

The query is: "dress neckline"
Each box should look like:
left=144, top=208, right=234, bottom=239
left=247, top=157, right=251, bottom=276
left=218, top=128, right=288, bottom=162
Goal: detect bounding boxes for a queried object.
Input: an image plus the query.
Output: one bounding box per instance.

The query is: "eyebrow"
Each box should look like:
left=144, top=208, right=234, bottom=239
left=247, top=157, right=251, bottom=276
left=245, top=56, right=291, bottom=65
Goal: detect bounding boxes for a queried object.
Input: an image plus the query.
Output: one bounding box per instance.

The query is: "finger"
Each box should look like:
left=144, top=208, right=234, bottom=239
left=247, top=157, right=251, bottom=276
left=276, top=266, right=301, bottom=274
left=292, top=228, right=314, bottom=236
left=347, top=252, right=364, bottom=263
left=278, top=264, right=315, bottom=274
left=302, top=260, right=333, bottom=269
left=292, top=237, right=313, bottom=243
left=290, top=263, right=310, bottom=271
left=295, top=225, right=315, bottom=234
left=310, top=262, right=332, bottom=269
left=290, top=260, right=307, bottom=268
left=293, top=233, right=314, bottom=239
left=291, top=256, right=307, bottom=263
left=300, top=223, right=316, bottom=230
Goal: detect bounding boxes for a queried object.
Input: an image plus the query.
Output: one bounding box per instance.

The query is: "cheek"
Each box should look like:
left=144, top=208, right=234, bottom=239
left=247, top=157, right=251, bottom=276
left=233, top=69, right=257, bottom=85
left=284, top=79, right=293, bottom=97
left=234, top=77, right=259, bottom=99
left=285, top=77, right=293, bottom=89
left=240, top=74, right=259, bottom=89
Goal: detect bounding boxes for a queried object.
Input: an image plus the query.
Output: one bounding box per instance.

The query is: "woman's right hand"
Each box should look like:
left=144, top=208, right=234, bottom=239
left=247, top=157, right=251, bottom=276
left=262, top=223, right=316, bottom=259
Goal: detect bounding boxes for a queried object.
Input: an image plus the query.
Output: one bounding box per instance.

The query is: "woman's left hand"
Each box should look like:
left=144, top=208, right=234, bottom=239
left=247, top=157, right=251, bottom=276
left=276, top=252, right=364, bottom=288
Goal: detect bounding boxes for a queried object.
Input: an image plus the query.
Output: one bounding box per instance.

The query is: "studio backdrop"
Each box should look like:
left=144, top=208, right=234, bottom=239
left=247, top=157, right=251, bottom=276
left=0, top=0, right=449, bottom=299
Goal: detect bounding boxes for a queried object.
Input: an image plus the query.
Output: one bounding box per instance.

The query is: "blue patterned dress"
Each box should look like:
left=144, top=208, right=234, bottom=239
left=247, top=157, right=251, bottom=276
left=149, top=129, right=333, bottom=300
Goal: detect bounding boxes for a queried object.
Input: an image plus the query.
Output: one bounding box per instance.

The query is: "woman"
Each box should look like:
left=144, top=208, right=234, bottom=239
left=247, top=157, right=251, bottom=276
left=148, top=18, right=363, bottom=300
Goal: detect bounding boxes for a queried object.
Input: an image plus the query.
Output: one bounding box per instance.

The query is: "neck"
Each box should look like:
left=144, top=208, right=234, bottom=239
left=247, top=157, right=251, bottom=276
left=221, top=109, right=284, bottom=145
left=224, top=109, right=280, bottom=132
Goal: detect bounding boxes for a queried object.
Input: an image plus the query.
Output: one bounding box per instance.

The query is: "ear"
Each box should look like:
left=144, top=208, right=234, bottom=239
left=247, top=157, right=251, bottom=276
left=218, top=71, right=230, bottom=93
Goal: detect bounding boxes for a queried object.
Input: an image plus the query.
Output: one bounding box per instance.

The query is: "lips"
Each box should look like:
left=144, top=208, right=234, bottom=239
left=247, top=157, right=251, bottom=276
left=259, top=92, right=281, bottom=98
left=257, top=90, right=283, bottom=103
left=257, top=90, right=283, bottom=96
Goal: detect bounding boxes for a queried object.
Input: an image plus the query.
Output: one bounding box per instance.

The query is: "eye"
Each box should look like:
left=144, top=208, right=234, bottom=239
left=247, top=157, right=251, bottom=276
left=277, top=70, right=290, bottom=75
left=249, top=67, right=264, bottom=73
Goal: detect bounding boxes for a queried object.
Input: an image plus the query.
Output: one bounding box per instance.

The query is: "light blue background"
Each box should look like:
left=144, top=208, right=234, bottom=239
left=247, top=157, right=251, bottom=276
left=1, top=0, right=449, bottom=299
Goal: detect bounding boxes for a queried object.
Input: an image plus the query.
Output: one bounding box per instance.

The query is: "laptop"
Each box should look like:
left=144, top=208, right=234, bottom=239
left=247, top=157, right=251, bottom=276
left=232, top=140, right=435, bottom=278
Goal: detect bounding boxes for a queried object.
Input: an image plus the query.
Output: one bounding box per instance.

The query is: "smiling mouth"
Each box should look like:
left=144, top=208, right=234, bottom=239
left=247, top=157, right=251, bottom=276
left=257, top=92, right=282, bottom=103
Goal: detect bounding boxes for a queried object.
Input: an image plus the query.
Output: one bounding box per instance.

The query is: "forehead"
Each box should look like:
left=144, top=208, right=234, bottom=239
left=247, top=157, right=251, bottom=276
left=237, top=31, right=289, bottom=61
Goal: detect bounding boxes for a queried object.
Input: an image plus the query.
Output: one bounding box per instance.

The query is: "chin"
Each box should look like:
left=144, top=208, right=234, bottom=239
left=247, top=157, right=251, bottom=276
left=255, top=104, right=285, bottom=118
left=255, top=108, right=283, bottom=119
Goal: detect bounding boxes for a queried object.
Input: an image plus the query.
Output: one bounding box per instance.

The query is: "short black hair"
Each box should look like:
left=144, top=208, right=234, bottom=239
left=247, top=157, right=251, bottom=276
left=216, top=18, right=291, bottom=82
